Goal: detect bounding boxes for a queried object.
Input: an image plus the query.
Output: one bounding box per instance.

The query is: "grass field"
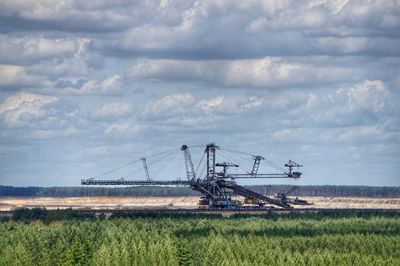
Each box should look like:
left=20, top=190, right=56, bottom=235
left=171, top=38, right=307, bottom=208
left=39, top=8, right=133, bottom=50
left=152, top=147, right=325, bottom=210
left=1, top=212, right=399, bottom=265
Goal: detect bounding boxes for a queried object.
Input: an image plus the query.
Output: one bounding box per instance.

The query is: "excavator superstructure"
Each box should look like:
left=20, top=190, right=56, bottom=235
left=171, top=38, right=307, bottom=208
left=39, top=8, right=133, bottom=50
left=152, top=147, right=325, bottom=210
left=82, top=143, right=308, bottom=209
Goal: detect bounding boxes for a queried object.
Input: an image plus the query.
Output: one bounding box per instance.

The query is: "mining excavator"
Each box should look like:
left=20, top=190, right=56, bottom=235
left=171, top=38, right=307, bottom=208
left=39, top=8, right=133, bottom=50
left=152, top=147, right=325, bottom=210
left=81, top=143, right=310, bottom=209
left=274, top=186, right=313, bottom=206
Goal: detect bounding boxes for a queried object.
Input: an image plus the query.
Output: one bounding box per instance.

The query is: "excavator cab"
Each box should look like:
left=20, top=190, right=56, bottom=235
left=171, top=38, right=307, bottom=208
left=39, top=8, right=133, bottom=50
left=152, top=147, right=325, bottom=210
left=198, top=197, right=210, bottom=208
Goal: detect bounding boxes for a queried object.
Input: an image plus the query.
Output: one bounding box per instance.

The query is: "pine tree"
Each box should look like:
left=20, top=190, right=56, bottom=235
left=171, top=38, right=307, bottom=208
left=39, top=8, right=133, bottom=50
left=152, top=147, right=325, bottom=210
left=2, top=242, right=33, bottom=266
left=92, top=244, right=112, bottom=266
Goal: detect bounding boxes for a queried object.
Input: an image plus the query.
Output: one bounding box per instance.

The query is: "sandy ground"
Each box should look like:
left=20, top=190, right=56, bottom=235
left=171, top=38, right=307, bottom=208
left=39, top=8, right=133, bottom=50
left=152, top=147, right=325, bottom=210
left=297, top=196, right=400, bottom=209
left=0, top=196, right=199, bottom=211
left=1, top=196, right=400, bottom=211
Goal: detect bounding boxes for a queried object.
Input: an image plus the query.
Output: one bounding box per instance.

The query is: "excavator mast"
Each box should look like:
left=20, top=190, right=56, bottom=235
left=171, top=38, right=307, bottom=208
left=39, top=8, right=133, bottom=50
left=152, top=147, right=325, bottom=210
left=181, top=145, right=196, bottom=181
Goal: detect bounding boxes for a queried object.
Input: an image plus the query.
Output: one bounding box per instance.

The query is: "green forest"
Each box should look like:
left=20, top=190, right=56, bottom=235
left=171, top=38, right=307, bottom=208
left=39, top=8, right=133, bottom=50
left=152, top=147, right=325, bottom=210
left=1, top=210, right=400, bottom=265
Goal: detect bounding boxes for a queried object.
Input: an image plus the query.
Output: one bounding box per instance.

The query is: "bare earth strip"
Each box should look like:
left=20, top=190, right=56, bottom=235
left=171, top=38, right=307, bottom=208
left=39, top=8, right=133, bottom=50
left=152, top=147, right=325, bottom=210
left=1, top=196, right=400, bottom=211
left=0, top=196, right=199, bottom=211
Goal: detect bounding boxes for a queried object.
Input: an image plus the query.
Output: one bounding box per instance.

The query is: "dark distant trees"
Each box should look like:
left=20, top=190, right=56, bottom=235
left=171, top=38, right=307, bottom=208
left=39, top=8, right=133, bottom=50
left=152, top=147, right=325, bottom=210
left=0, top=185, right=200, bottom=197
left=1, top=185, right=399, bottom=198
left=12, top=208, right=96, bottom=223
left=253, top=185, right=400, bottom=198
left=0, top=186, right=42, bottom=196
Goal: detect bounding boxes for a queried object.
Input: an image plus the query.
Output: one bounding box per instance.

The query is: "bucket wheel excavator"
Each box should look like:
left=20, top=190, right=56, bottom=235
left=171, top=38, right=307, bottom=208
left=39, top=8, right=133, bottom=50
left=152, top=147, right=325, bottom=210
left=82, top=143, right=309, bottom=209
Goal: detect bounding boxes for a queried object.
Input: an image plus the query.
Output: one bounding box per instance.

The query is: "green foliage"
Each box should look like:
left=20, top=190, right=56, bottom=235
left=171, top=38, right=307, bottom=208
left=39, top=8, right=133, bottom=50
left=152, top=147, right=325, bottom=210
left=0, top=214, right=399, bottom=265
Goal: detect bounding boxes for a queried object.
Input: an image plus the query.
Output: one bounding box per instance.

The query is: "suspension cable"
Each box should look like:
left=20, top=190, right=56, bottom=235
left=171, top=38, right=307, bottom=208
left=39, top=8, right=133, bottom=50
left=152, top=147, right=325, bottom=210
left=151, top=150, right=180, bottom=178
left=112, top=149, right=177, bottom=179
left=229, top=150, right=256, bottom=165
left=198, top=160, right=207, bottom=179
left=125, top=164, right=146, bottom=178
left=195, top=151, right=205, bottom=175
left=91, top=147, right=179, bottom=178
left=222, top=147, right=254, bottom=157
left=188, top=144, right=206, bottom=148
left=223, top=146, right=287, bottom=173
left=92, top=159, right=141, bottom=178
left=262, top=159, right=287, bottom=173
left=218, top=149, right=252, bottom=174
left=176, top=152, right=183, bottom=180
left=219, top=148, right=253, bottom=168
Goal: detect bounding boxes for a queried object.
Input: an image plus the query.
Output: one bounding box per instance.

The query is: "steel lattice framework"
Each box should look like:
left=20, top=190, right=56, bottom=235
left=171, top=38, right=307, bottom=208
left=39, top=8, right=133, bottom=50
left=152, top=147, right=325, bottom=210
left=81, top=143, right=305, bottom=209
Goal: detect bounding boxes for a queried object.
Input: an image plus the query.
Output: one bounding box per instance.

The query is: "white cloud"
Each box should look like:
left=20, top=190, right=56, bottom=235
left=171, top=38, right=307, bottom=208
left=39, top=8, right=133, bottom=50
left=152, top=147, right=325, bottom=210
left=140, top=94, right=267, bottom=132
left=330, top=80, right=389, bottom=112
left=90, top=102, right=134, bottom=120
left=0, top=64, right=46, bottom=88
left=319, top=80, right=389, bottom=123
left=269, top=124, right=397, bottom=147
left=0, top=92, right=84, bottom=137
left=336, top=125, right=384, bottom=142
left=25, top=38, right=91, bottom=77
left=196, top=96, right=263, bottom=115
left=280, top=80, right=392, bottom=127
left=142, top=93, right=195, bottom=119
left=28, top=55, right=90, bottom=77
left=0, top=35, right=84, bottom=65
left=81, top=75, right=122, bottom=95
left=105, top=122, right=142, bottom=136
left=130, top=57, right=359, bottom=88
left=0, top=92, right=57, bottom=126
left=196, top=96, right=225, bottom=112
left=56, top=75, right=123, bottom=95
left=138, top=80, right=392, bottom=135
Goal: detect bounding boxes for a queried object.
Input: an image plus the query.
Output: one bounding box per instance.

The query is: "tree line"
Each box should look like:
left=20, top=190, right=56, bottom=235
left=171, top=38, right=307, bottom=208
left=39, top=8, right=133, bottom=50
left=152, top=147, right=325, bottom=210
left=253, top=184, right=400, bottom=198
left=4, top=208, right=400, bottom=223
left=1, top=185, right=399, bottom=198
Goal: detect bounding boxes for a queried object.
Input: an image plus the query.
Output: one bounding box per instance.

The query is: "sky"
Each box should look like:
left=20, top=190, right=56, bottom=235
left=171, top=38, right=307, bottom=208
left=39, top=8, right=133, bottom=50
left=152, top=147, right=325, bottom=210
left=0, top=0, right=399, bottom=187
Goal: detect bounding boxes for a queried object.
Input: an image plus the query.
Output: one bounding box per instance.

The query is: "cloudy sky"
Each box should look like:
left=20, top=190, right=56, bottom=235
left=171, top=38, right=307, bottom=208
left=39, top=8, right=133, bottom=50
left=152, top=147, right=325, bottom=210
left=0, top=0, right=399, bottom=187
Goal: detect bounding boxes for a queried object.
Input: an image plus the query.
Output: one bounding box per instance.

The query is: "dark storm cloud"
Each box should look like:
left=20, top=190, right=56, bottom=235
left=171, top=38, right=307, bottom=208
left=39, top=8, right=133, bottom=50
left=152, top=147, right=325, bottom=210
left=99, top=0, right=400, bottom=59
left=0, top=15, right=125, bottom=34
left=2, top=1, right=399, bottom=59
left=103, top=30, right=400, bottom=60
left=0, top=0, right=194, bottom=34
left=0, top=0, right=139, bottom=33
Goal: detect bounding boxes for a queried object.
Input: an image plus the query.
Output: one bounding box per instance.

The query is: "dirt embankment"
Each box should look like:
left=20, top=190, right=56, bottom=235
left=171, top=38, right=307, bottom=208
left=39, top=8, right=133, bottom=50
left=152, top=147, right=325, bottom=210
left=1, top=196, right=400, bottom=211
